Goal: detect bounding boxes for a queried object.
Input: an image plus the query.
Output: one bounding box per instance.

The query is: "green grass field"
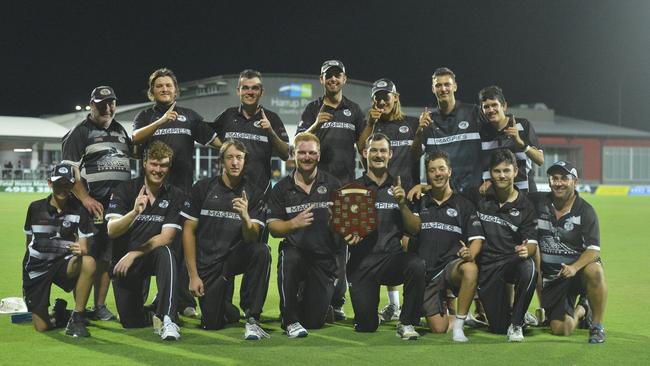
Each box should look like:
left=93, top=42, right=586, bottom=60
left=1, top=192, right=649, bottom=365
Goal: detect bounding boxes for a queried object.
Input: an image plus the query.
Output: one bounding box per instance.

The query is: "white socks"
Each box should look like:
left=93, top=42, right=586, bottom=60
left=453, top=315, right=468, bottom=342
left=388, top=290, right=400, bottom=308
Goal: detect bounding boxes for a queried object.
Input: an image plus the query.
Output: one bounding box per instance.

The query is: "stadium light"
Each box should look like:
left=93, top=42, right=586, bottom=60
left=85, top=105, right=90, bottom=111
left=75, top=105, right=82, bottom=111
left=13, top=148, right=32, bottom=152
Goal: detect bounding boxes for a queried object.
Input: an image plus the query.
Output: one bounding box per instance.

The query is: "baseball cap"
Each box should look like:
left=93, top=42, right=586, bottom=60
left=371, top=78, right=397, bottom=97
left=321, top=60, right=346, bottom=75
left=50, top=163, right=75, bottom=183
left=547, top=160, right=578, bottom=179
left=90, top=86, right=117, bottom=103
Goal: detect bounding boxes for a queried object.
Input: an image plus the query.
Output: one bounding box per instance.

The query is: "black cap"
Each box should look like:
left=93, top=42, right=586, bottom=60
left=320, top=60, right=346, bottom=74
left=547, top=160, right=578, bottom=179
left=90, top=86, right=117, bottom=103
left=371, top=78, right=397, bottom=96
left=50, top=163, right=75, bottom=183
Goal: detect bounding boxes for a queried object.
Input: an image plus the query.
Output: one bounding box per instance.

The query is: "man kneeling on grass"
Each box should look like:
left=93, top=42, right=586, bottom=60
left=106, top=141, right=185, bottom=341
left=405, top=151, right=484, bottom=342
left=529, top=161, right=607, bottom=343
left=22, top=163, right=96, bottom=337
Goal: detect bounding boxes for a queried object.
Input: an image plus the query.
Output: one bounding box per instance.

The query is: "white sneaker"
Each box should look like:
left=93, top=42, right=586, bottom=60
left=159, top=315, right=181, bottom=341
left=379, top=304, right=401, bottom=322
left=244, top=318, right=270, bottom=340
left=507, top=324, right=524, bottom=342
left=396, top=323, right=419, bottom=340
left=452, top=318, right=468, bottom=342
left=524, top=312, right=538, bottom=327
left=286, top=322, right=308, bottom=338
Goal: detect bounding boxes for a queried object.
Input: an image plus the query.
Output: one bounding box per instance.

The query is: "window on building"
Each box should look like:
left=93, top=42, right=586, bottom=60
left=603, top=146, right=650, bottom=183
left=534, top=145, right=582, bottom=182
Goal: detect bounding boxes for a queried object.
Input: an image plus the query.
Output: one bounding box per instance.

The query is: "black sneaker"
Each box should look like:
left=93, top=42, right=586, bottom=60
left=577, top=296, right=592, bottom=329
left=65, top=311, right=90, bottom=337
left=589, top=324, right=605, bottom=344
left=50, top=298, right=71, bottom=328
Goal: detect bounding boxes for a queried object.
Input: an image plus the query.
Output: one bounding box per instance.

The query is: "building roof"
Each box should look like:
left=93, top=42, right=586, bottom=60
left=0, top=116, right=70, bottom=140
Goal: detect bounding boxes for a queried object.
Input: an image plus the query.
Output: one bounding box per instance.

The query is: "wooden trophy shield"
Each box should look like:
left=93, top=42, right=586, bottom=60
left=331, top=183, right=377, bottom=244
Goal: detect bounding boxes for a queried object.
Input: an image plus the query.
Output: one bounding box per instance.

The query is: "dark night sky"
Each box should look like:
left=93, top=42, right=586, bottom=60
left=2, top=1, right=649, bottom=131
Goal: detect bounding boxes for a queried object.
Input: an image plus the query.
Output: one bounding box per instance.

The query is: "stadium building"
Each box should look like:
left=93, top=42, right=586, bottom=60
left=2, top=73, right=650, bottom=193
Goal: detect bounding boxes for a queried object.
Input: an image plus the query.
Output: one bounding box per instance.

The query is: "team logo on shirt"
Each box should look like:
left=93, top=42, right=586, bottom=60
left=458, top=121, right=469, bottom=129
left=177, top=115, right=187, bottom=122
left=510, top=208, right=520, bottom=217
left=399, top=125, right=410, bottom=134
left=118, top=136, right=125, bottom=143
left=317, top=185, right=328, bottom=194
left=446, top=208, right=458, bottom=217
left=343, top=109, right=352, bottom=117
left=253, top=120, right=262, bottom=128
left=184, top=201, right=191, bottom=208
left=564, top=221, right=574, bottom=231
left=387, top=188, right=394, bottom=196
left=62, top=221, right=71, bottom=228
left=159, top=200, right=169, bottom=208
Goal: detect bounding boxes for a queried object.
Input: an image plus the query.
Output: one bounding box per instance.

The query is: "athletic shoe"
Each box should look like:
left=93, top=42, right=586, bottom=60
left=452, top=328, right=469, bottom=342
left=589, top=324, right=605, bottom=344
left=464, top=312, right=488, bottom=328
left=182, top=306, right=198, bottom=318
left=244, top=318, right=270, bottom=340
left=159, top=315, right=181, bottom=341
left=524, top=312, right=539, bottom=327
left=396, top=323, right=419, bottom=340
left=91, top=304, right=117, bottom=321
left=379, top=304, right=401, bottom=322
left=65, top=311, right=90, bottom=337
left=507, top=324, right=524, bottom=342
left=286, top=322, right=308, bottom=338
left=50, top=298, right=70, bottom=328
left=577, top=296, right=593, bottom=329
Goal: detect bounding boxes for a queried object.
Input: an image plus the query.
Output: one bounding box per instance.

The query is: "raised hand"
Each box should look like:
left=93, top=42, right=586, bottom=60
left=392, top=176, right=406, bottom=205
left=418, top=106, right=432, bottom=131
left=259, top=109, right=272, bottom=132
left=133, top=185, right=148, bottom=214
left=291, top=204, right=314, bottom=229
left=457, top=240, right=472, bottom=261
left=504, top=115, right=525, bottom=147
left=515, top=240, right=529, bottom=258
left=316, top=103, right=333, bottom=125
left=162, top=102, right=178, bottom=124
left=368, top=99, right=383, bottom=125
left=232, top=190, right=250, bottom=220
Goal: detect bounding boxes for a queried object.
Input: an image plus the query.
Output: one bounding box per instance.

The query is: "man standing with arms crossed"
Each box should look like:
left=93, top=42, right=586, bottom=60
left=62, top=86, right=132, bottom=321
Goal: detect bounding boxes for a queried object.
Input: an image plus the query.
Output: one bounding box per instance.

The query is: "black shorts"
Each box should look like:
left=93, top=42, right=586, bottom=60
left=22, top=256, right=75, bottom=313
left=541, top=262, right=602, bottom=321
left=88, top=222, right=111, bottom=262
left=422, top=258, right=462, bottom=317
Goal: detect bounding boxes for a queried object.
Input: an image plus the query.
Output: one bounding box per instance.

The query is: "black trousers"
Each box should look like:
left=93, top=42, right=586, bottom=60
left=347, top=252, right=425, bottom=332
left=277, top=244, right=336, bottom=329
left=478, top=256, right=537, bottom=334
left=112, top=246, right=178, bottom=328
left=198, top=242, right=271, bottom=330
left=331, top=241, right=348, bottom=308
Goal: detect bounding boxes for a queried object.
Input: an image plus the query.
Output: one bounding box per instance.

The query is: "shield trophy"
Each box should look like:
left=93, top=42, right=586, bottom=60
left=330, top=183, right=377, bottom=244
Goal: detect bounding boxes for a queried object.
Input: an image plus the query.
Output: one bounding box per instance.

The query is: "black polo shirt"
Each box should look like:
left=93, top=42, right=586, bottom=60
left=211, top=106, right=289, bottom=192
left=134, top=103, right=217, bottom=192
left=23, top=195, right=94, bottom=279
left=349, top=174, right=403, bottom=257
left=62, top=117, right=133, bottom=202
left=421, top=102, right=484, bottom=193
left=298, top=96, right=365, bottom=184
left=476, top=190, right=538, bottom=265
left=106, top=177, right=185, bottom=260
left=266, top=170, right=342, bottom=256
left=180, top=176, right=265, bottom=272
left=480, top=117, right=541, bottom=192
left=411, top=192, right=484, bottom=278
left=372, top=116, right=420, bottom=191
left=528, top=192, right=600, bottom=280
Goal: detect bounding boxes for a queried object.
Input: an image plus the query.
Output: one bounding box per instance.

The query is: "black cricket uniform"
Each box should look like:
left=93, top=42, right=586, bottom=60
left=420, top=102, right=484, bottom=193
left=267, top=170, right=342, bottom=329
left=181, top=176, right=269, bottom=329
left=529, top=192, right=601, bottom=321
left=475, top=190, right=538, bottom=333
left=298, top=97, right=365, bottom=184
left=347, top=174, right=425, bottom=332
left=22, top=196, right=94, bottom=312
left=61, top=117, right=132, bottom=260
left=211, top=106, right=289, bottom=193
left=372, top=116, right=420, bottom=191
left=480, top=118, right=542, bottom=192
left=410, top=193, right=484, bottom=316
left=106, top=177, right=185, bottom=328
left=134, top=103, right=217, bottom=192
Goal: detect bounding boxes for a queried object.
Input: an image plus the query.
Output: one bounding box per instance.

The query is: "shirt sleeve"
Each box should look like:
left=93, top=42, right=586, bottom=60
left=23, top=203, right=33, bottom=235
left=61, top=125, right=87, bottom=167
left=248, top=188, right=267, bottom=228
left=105, top=183, right=130, bottom=220
left=265, top=184, right=286, bottom=223
left=78, top=208, right=95, bottom=238
left=582, top=204, right=601, bottom=251
left=190, top=110, right=218, bottom=145
left=181, top=180, right=208, bottom=221
left=523, top=120, right=541, bottom=150
left=462, top=200, right=485, bottom=241
left=269, top=111, right=290, bottom=143
left=133, top=109, right=150, bottom=134
left=162, top=193, right=184, bottom=231
left=297, top=103, right=316, bottom=135
left=519, top=199, right=539, bottom=245
left=353, top=105, right=365, bottom=140
left=211, top=109, right=227, bottom=138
